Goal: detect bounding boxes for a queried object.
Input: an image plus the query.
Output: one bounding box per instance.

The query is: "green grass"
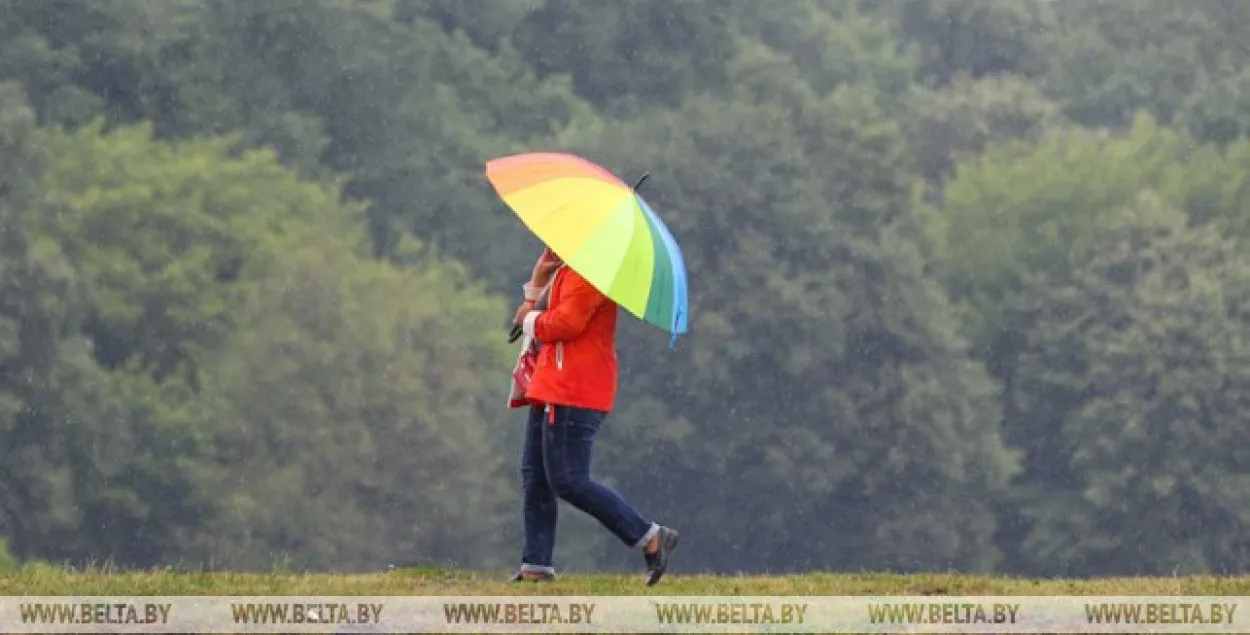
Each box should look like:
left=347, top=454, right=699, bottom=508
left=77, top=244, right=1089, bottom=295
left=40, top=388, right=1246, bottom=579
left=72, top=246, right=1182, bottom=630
left=3, top=567, right=1250, bottom=596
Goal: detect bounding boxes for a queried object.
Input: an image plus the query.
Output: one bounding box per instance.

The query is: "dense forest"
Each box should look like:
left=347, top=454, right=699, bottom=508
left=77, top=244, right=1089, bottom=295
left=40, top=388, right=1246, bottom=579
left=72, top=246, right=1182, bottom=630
left=2, top=0, right=1250, bottom=578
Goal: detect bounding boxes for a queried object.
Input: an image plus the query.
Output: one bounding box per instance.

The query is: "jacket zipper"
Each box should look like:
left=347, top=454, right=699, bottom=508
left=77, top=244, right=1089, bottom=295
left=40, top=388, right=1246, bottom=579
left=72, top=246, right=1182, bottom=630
left=552, top=267, right=565, bottom=372
left=547, top=329, right=562, bottom=426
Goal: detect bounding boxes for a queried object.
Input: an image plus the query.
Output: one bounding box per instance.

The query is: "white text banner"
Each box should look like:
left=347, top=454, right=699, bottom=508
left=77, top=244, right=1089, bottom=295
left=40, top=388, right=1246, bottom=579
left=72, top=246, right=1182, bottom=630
left=1, top=595, right=1248, bottom=633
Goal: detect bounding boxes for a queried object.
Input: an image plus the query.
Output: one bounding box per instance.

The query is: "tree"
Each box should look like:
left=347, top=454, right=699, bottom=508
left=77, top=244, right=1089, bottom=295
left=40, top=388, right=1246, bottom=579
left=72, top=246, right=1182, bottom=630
left=870, top=0, right=1054, bottom=85
left=0, top=83, right=217, bottom=568
left=909, top=73, right=1064, bottom=185
left=1011, top=191, right=1250, bottom=575
left=0, top=81, right=86, bottom=563
left=726, top=0, right=915, bottom=101
left=34, top=120, right=346, bottom=384
left=1035, top=1, right=1250, bottom=131
left=506, top=0, right=737, bottom=115
left=1178, top=67, right=1250, bottom=146
left=931, top=114, right=1191, bottom=365
left=198, top=227, right=516, bottom=572
left=184, top=0, right=593, bottom=278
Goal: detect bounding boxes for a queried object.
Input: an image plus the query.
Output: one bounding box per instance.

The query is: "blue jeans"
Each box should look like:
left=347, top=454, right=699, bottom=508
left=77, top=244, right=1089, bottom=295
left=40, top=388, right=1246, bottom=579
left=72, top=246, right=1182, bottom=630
left=520, top=404, right=658, bottom=573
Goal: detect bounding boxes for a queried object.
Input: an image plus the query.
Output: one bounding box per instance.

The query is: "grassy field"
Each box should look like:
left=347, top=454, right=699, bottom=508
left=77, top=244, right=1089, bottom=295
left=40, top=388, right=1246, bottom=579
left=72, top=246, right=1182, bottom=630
left=3, top=567, right=1250, bottom=596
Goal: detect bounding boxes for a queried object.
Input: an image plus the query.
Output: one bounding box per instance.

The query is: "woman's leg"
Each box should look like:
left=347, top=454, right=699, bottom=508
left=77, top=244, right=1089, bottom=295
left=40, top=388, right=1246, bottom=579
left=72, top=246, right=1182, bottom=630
left=519, top=405, right=557, bottom=578
left=541, top=405, right=658, bottom=549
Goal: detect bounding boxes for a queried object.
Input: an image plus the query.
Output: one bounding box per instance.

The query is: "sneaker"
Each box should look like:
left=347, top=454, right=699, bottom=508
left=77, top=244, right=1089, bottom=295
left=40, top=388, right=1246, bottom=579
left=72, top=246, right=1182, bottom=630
left=510, top=569, right=556, bottom=582
left=643, top=526, right=679, bottom=586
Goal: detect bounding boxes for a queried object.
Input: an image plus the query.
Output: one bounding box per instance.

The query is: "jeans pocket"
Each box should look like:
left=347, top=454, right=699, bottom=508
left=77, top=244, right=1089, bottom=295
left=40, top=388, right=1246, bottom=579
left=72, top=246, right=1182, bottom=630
left=565, top=407, right=605, bottom=432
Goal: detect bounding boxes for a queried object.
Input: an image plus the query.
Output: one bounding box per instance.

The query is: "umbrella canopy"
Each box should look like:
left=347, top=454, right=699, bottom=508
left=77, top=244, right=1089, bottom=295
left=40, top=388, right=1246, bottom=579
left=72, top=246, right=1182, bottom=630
left=485, top=152, right=688, bottom=345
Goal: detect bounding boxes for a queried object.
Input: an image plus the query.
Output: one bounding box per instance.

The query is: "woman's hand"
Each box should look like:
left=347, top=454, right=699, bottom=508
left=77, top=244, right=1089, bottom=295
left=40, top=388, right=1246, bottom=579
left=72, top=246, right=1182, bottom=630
left=513, top=300, right=535, bottom=326
left=529, top=248, right=562, bottom=289
left=514, top=248, right=560, bottom=327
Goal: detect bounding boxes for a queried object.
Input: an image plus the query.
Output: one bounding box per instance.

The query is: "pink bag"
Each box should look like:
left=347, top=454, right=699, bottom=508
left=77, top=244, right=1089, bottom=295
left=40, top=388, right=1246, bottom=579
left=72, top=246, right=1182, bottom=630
left=508, top=341, right=540, bottom=408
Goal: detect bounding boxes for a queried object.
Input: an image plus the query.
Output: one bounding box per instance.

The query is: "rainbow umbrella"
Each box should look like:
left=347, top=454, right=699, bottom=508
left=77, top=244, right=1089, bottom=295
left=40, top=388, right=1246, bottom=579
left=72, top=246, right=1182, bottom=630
left=485, top=152, right=688, bottom=347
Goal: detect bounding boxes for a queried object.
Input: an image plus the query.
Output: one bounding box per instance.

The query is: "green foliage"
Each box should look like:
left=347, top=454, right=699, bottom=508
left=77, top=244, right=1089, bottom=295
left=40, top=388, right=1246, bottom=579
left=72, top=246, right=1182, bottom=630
left=879, top=0, right=1055, bottom=84
left=909, top=73, right=1065, bottom=185
left=1036, top=1, right=1250, bottom=132
left=34, top=120, right=351, bottom=381
left=4, top=0, right=1250, bottom=578
left=178, top=0, right=595, bottom=277
left=0, top=538, right=17, bottom=573
left=1012, top=192, right=1250, bottom=575
left=53, top=367, right=217, bottom=567
left=199, top=225, right=514, bottom=572
left=932, top=114, right=1191, bottom=349
left=509, top=0, right=737, bottom=115
left=934, top=108, right=1250, bottom=574
left=728, top=0, right=916, bottom=100
left=0, top=81, right=93, bottom=564
left=1178, top=67, right=1250, bottom=146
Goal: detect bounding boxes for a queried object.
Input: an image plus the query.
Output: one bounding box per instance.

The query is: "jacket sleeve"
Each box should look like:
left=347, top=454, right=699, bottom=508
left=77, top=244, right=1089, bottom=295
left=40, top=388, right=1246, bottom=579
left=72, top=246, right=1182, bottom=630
left=522, top=272, right=607, bottom=343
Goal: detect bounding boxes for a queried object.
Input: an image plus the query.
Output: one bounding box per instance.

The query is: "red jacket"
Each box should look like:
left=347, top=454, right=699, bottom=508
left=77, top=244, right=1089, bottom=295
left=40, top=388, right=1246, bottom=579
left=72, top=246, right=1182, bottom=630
left=522, top=267, right=618, bottom=413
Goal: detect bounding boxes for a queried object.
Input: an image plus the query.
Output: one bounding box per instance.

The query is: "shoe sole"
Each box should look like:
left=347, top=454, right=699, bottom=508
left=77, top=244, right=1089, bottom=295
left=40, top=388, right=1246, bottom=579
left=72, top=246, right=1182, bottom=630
left=646, top=531, right=679, bottom=586
left=512, top=574, right=556, bottom=583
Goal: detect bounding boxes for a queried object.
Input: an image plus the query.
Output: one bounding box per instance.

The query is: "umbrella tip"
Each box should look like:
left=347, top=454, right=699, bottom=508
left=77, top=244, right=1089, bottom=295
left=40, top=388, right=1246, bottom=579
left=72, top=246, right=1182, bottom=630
left=667, top=309, right=684, bottom=350
left=633, top=172, right=650, bottom=191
